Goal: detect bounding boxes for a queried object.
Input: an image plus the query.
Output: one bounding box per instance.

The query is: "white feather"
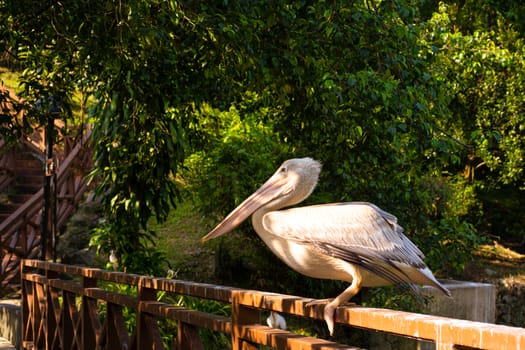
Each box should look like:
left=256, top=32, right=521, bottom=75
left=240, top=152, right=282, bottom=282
left=266, top=311, right=287, bottom=330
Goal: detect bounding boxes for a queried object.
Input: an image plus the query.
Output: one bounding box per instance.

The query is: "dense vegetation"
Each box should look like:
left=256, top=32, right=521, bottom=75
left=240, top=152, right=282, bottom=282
left=1, top=0, right=524, bottom=310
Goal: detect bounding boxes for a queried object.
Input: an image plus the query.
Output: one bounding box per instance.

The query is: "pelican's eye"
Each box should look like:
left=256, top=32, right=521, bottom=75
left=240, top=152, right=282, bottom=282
left=280, top=166, right=287, bottom=173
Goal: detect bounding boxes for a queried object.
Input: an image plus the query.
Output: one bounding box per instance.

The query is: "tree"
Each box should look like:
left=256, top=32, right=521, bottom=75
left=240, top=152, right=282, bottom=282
left=6, top=0, right=522, bottom=281
left=184, top=1, right=479, bottom=278
left=424, top=2, right=525, bottom=188
left=1, top=0, right=197, bottom=274
left=422, top=2, right=525, bottom=241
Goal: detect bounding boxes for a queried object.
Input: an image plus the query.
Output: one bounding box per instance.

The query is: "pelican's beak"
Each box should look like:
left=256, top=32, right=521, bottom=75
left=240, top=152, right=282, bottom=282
left=201, top=171, right=294, bottom=242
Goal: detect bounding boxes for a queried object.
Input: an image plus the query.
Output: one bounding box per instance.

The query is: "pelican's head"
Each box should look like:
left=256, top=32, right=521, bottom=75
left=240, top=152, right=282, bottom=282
left=274, top=157, right=322, bottom=207
left=202, top=157, right=322, bottom=242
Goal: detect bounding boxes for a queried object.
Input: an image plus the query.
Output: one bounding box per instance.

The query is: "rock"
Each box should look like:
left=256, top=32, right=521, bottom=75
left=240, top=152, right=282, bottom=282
left=56, top=194, right=102, bottom=266
left=495, top=278, right=525, bottom=327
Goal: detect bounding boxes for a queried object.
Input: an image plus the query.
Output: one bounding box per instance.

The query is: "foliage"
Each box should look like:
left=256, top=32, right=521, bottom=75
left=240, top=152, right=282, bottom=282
left=423, top=2, right=525, bottom=190
left=0, top=0, right=194, bottom=273
left=419, top=1, right=525, bottom=243
left=181, top=0, right=482, bottom=279
left=89, top=221, right=167, bottom=276
left=183, top=100, right=289, bottom=220
left=171, top=295, right=231, bottom=349
left=2, top=0, right=525, bottom=331
left=362, top=285, right=422, bottom=312
left=83, top=1, right=193, bottom=274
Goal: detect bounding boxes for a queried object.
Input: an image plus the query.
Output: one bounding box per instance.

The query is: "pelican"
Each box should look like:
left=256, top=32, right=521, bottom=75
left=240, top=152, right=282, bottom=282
left=202, top=157, right=451, bottom=335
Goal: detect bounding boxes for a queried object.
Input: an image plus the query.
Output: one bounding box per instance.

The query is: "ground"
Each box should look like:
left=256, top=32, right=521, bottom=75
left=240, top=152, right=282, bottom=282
left=149, top=200, right=217, bottom=282
left=462, top=241, right=525, bottom=284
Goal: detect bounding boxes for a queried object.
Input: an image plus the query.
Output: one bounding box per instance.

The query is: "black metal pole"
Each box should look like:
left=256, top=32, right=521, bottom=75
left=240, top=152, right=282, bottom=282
left=42, top=114, right=54, bottom=260
left=52, top=166, right=57, bottom=262
left=41, top=101, right=60, bottom=261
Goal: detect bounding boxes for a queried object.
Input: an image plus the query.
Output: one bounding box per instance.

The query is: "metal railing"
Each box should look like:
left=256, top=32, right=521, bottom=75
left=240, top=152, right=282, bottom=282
left=21, top=259, right=525, bottom=350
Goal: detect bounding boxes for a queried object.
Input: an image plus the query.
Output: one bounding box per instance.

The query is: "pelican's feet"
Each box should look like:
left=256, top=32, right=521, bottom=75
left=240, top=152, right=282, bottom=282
left=323, top=302, right=336, bottom=336
left=305, top=299, right=356, bottom=336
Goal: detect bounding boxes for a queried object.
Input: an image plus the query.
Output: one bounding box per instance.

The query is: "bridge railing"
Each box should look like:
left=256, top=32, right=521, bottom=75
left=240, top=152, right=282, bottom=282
left=21, top=259, right=525, bottom=350
left=0, top=129, right=91, bottom=293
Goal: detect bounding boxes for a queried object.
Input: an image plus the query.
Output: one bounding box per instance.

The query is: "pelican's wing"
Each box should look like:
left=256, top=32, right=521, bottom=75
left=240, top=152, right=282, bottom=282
left=262, top=202, right=427, bottom=286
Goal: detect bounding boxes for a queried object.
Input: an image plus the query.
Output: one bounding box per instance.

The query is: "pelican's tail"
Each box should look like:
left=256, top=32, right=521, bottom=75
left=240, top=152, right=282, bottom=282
left=400, top=265, right=452, bottom=297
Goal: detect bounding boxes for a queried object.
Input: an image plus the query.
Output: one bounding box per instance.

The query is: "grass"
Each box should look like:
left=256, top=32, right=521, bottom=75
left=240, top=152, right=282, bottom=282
left=462, top=241, right=525, bottom=283
left=1, top=65, right=90, bottom=121
left=0, top=66, right=21, bottom=91
left=149, top=199, right=217, bottom=282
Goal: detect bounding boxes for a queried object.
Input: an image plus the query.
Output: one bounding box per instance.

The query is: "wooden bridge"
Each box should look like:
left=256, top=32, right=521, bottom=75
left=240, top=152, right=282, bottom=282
left=0, top=122, right=91, bottom=296
left=20, top=259, right=525, bottom=350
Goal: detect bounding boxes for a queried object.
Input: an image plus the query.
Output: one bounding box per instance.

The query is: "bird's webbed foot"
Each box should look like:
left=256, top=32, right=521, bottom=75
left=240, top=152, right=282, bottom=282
left=306, top=299, right=356, bottom=336
left=306, top=299, right=339, bottom=336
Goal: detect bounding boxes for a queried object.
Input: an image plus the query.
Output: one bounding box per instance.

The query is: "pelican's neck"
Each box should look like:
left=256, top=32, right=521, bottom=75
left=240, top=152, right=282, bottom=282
left=251, top=205, right=288, bottom=255
left=251, top=195, right=297, bottom=240
left=252, top=201, right=280, bottom=233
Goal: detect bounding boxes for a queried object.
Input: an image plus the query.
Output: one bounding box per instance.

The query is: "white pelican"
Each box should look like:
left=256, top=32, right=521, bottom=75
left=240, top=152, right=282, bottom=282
left=202, top=157, right=451, bottom=335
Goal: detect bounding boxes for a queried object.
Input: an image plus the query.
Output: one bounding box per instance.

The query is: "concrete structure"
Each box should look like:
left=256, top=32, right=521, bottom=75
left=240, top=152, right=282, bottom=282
left=0, top=300, right=20, bottom=350
left=0, top=337, right=16, bottom=350
left=370, top=280, right=496, bottom=350
left=422, top=280, right=496, bottom=323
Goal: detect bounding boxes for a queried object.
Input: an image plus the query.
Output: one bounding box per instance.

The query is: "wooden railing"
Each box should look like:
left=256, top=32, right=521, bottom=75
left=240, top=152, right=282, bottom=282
left=0, top=128, right=91, bottom=293
left=21, top=260, right=525, bottom=350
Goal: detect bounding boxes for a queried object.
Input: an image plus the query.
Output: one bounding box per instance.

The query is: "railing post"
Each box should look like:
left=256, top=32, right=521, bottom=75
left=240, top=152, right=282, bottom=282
left=231, top=290, right=260, bottom=350
left=137, top=277, right=162, bottom=349
left=61, top=290, right=78, bottom=350
left=81, top=275, right=98, bottom=350
left=45, top=268, right=59, bottom=349
left=20, top=260, right=32, bottom=350
left=177, top=322, right=204, bottom=350
left=34, top=273, right=46, bottom=349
